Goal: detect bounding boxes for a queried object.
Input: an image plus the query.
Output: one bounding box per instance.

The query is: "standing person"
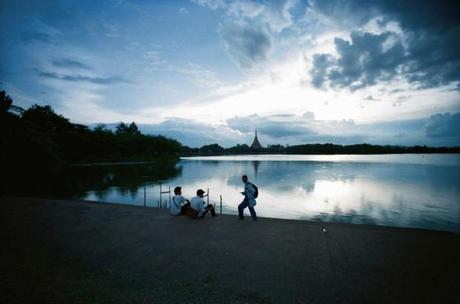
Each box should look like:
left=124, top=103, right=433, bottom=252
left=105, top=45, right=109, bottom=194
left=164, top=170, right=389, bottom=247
left=238, top=175, right=258, bottom=221
left=190, top=189, right=217, bottom=218
left=170, top=186, right=191, bottom=216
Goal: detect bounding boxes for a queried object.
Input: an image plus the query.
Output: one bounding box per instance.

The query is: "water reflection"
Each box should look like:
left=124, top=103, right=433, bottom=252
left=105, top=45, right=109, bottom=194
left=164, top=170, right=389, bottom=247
left=30, top=158, right=182, bottom=200
left=67, top=155, right=460, bottom=233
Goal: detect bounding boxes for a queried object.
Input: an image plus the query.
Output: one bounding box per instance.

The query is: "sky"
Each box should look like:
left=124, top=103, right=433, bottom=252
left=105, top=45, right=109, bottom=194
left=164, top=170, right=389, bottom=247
left=1, top=0, right=460, bottom=147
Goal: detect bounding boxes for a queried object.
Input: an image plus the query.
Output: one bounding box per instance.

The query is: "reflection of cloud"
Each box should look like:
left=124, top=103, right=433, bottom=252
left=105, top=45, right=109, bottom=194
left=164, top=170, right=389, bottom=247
left=311, top=207, right=377, bottom=225
left=75, top=158, right=460, bottom=232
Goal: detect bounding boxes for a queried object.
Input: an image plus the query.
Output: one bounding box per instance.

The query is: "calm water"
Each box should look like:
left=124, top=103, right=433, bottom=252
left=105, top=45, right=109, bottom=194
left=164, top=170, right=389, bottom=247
left=74, top=154, right=460, bottom=233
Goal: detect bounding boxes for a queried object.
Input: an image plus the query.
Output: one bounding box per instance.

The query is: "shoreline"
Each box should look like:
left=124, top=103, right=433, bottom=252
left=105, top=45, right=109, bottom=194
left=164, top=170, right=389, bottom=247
left=59, top=197, right=460, bottom=235
left=1, top=196, right=459, bottom=303
left=11, top=195, right=460, bottom=235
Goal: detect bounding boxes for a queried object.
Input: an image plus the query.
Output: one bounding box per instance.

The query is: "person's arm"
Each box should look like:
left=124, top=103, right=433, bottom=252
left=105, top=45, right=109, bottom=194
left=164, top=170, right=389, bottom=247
left=180, top=195, right=188, bottom=206
left=198, top=198, right=205, bottom=213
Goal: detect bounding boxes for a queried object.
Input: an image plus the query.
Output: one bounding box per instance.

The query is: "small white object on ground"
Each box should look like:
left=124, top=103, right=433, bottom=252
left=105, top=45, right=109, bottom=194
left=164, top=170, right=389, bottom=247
left=322, top=228, right=327, bottom=232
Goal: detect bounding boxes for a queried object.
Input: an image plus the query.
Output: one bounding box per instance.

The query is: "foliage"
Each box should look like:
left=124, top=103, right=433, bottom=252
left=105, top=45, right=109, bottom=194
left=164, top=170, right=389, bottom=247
left=182, top=142, right=460, bottom=156
left=0, top=90, right=181, bottom=194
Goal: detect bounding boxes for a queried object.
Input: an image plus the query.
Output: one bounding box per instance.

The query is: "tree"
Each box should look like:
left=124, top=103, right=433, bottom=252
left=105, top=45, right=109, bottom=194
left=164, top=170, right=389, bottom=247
left=0, top=90, right=13, bottom=114
left=94, top=124, right=112, bottom=134
left=115, top=122, right=140, bottom=136
left=128, top=122, right=141, bottom=135
left=115, top=122, right=128, bottom=135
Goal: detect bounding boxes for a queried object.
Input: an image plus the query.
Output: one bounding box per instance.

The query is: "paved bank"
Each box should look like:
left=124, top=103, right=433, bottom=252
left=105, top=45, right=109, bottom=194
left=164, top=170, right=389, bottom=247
left=1, top=197, right=459, bottom=304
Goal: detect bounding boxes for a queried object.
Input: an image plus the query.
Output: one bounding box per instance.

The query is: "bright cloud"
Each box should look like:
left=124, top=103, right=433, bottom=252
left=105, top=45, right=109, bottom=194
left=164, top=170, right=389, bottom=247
left=1, top=0, right=459, bottom=147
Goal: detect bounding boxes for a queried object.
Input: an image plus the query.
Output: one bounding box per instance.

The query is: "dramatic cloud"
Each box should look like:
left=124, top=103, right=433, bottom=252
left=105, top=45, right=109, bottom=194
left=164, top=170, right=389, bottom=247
left=226, top=0, right=297, bottom=33
left=309, top=0, right=460, bottom=90
left=2, top=0, right=460, bottom=147
left=311, top=31, right=405, bottom=90
left=219, top=22, right=272, bottom=68
left=211, top=0, right=300, bottom=69
left=309, top=0, right=460, bottom=31
left=424, top=112, right=460, bottom=138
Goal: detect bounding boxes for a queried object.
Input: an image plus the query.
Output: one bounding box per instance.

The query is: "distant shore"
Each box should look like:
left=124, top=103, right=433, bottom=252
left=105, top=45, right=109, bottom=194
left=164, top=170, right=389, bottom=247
left=1, top=196, right=459, bottom=303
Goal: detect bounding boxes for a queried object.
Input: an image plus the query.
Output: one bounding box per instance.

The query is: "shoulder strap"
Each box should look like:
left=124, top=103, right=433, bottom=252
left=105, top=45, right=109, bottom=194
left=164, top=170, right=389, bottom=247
left=172, top=196, right=180, bottom=208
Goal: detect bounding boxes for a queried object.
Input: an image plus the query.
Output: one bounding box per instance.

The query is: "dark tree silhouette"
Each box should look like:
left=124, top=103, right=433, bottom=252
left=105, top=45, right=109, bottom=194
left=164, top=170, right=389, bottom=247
left=0, top=90, right=13, bottom=114
left=0, top=90, right=182, bottom=195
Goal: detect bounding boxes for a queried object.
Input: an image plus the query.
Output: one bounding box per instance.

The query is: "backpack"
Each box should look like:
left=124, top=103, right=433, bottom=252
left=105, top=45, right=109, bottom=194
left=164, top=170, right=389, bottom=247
left=251, top=183, right=259, bottom=198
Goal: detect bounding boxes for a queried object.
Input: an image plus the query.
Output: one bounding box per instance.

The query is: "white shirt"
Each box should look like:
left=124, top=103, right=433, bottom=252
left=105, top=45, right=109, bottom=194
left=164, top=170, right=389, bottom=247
left=190, top=195, right=206, bottom=216
left=244, top=182, right=257, bottom=207
left=170, top=195, right=187, bottom=215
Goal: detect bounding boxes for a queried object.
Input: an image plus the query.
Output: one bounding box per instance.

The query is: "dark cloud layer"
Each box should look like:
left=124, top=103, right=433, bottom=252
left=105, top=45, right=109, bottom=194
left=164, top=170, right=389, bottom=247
left=52, top=58, right=92, bottom=70
left=312, top=31, right=405, bottom=90
left=226, top=112, right=460, bottom=146
left=310, top=0, right=460, bottom=31
left=425, top=112, right=460, bottom=138
left=227, top=114, right=316, bottom=138
left=92, top=111, right=460, bottom=147
left=310, top=0, right=460, bottom=90
left=37, top=70, right=128, bottom=85
left=219, top=22, right=271, bottom=68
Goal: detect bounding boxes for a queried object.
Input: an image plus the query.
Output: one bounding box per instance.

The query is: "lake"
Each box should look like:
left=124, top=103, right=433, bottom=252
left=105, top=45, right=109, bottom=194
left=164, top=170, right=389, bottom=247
left=71, top=154, right=460, bottom=233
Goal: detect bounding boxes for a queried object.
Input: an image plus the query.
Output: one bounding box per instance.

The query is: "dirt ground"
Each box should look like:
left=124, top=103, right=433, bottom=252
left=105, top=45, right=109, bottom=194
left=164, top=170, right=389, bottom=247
left=1, top=196, right=459, bottom=303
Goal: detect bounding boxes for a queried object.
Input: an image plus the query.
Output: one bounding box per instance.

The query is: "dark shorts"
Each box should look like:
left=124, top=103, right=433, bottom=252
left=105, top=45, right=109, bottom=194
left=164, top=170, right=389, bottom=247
left=180, top=202, right=192, bottom=215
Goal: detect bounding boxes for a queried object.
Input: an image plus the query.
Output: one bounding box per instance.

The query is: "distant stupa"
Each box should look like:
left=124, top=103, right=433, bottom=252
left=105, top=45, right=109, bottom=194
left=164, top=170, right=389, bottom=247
left=250, top=130, right=263, bottom=149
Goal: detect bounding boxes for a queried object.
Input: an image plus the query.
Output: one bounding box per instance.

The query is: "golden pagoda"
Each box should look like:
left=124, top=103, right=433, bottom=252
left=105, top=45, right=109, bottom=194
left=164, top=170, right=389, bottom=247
left=250, top=130, right=263, bottom=149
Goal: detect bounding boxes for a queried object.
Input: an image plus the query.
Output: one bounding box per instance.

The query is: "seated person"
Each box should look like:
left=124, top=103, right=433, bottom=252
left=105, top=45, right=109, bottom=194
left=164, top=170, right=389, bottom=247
left=190, top=189, right=217, bottom=218
left=170, top=186, right=191, bottom=216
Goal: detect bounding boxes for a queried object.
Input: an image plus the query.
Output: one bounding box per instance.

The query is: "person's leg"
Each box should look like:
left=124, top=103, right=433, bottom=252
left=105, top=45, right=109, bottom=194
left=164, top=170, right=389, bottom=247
left=238, top=199, right=249, bottom=220
left=200, top=207, right=210, bottom=218
left=207, top=204, right=217, bottom=217
left=248, top=206, right=257, bottom=221
left=180, top=202, right=191, bottom=215
left=185, top=207, right=198, bottom=219
left=199, top=205, right=216, bottom=218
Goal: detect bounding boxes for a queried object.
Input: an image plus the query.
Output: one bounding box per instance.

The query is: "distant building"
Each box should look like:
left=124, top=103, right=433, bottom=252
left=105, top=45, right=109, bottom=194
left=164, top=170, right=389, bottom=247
left=250, top=130, right=263, bottom=149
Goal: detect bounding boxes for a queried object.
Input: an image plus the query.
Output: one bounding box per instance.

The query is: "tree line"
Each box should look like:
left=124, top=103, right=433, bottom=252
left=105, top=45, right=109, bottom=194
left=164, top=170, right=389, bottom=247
left=181, top=142, right=460, bottom=156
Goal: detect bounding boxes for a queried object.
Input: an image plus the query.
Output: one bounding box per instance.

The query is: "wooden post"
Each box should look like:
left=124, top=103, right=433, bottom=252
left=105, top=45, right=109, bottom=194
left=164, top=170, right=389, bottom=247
left=168, top=186, right=171, bottom=209
left=207, top=188, right=209, bottom=206
left=220, top=195, right=222, bottom=214
left=159, top=184, right=162, bottom=208
left=159, top=184, right=171, bottom=209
